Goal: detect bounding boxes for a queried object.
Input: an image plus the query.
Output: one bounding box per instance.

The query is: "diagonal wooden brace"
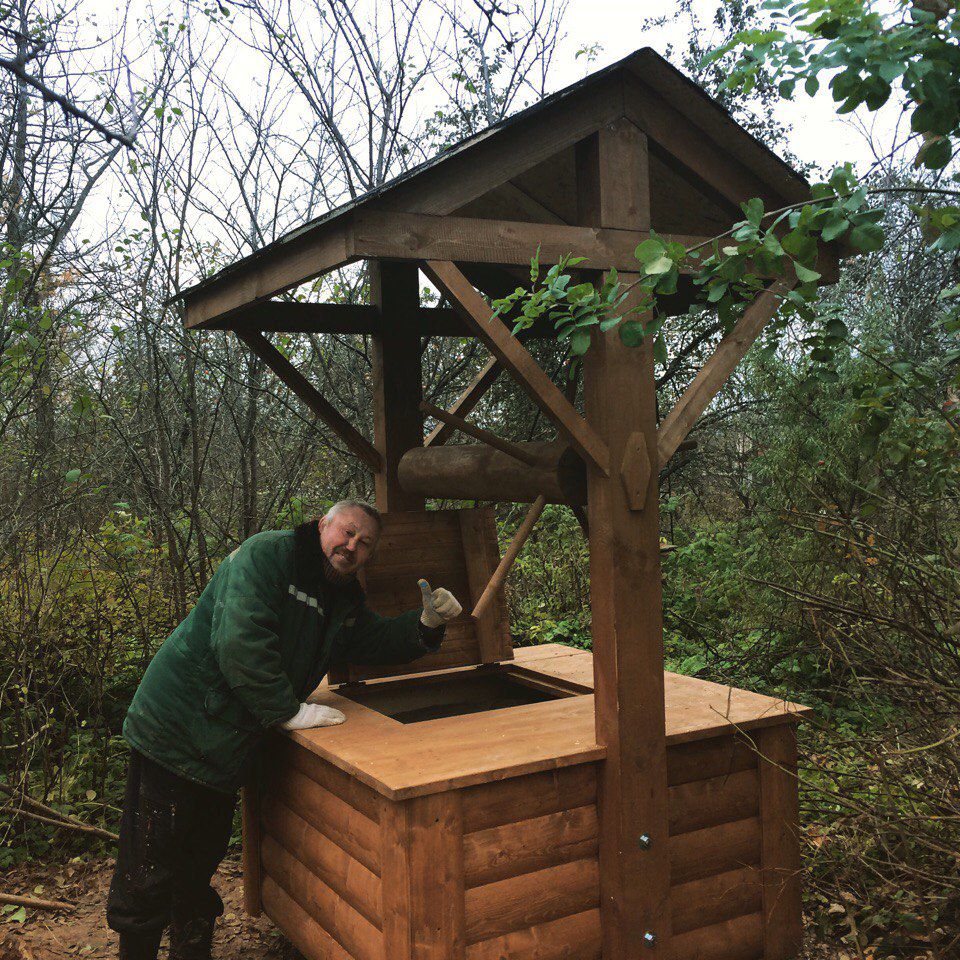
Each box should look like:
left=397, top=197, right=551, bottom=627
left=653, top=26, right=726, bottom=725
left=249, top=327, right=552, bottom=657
left=657, top=279, right=793, bottom=465
left=422, top=260, right=610, bottom=477
left=236, top=331, right=383, bottom=472
left=425, top=356, right=502, bottom=447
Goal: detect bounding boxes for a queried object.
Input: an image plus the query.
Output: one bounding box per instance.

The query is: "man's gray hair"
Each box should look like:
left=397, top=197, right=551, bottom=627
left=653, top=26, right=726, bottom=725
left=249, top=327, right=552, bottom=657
left=325, top=498, right=382, bottom=535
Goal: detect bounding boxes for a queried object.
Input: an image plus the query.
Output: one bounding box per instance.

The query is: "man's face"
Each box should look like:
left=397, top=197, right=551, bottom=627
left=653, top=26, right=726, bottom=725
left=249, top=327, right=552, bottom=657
left=318, top=507, right=379, bottom=575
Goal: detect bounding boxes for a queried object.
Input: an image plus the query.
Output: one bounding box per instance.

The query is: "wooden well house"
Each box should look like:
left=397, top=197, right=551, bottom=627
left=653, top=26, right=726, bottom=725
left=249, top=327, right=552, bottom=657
left=178, top=48, right=828, bottom=960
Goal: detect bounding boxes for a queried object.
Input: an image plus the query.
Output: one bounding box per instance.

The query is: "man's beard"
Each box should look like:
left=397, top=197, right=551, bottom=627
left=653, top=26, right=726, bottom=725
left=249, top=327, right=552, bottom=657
left=321, top=549, right=355, bottom=584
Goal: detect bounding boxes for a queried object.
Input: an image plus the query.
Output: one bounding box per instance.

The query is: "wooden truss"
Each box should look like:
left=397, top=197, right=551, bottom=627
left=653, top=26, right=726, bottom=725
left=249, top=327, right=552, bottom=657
left=180, top=48, right=831, bottom=960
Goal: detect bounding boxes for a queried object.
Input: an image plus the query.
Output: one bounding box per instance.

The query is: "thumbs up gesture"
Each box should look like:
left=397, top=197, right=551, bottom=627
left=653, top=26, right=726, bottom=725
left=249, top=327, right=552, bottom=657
left=419, top=579, right=462, bottom=628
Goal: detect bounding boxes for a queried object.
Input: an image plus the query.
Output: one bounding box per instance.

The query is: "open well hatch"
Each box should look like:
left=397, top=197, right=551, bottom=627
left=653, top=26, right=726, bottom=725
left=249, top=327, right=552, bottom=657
left=337, top=663, right=587, bottom=724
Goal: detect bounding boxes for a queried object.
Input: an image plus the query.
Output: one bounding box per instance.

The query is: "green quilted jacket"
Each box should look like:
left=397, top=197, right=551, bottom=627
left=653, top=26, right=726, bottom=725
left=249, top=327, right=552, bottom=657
left=123, top=523, right=437, bottom=793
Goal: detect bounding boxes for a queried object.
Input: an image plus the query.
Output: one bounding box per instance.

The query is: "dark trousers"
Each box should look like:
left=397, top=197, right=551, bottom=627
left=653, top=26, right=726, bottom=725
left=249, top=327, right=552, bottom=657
left=106, top=751, right=236, bottom=940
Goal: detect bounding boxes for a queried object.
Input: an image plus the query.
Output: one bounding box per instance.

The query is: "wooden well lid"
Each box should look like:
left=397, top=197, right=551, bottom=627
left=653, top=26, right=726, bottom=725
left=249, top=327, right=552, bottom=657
left=328, top=507, right=512, bottom=684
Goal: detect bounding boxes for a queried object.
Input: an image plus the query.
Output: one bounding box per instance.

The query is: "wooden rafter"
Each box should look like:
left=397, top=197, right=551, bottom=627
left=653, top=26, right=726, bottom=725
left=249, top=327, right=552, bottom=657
left=235, top=331, right=382, bottom=472
left=421, top=259, right=611, bottom=477
left=657, top=279, right=792, bottom=465
left=183, top=212, right=709, bottom=330
left=221, top=303, right=466, bottom=336
left=419, top=401, right=538, bottom=466
left=353, top=211, right=705, bottom=275
left=425, top=357, right=502, bottom=447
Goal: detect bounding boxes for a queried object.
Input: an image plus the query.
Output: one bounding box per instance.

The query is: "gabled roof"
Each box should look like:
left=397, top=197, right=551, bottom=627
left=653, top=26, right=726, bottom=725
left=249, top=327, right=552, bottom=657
left=179, top=47, right=809, bottom=326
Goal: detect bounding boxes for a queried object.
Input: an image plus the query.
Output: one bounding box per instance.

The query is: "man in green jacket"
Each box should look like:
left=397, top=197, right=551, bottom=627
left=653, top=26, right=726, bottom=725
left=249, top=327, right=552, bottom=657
left=106, top=500, right=461, bottom=960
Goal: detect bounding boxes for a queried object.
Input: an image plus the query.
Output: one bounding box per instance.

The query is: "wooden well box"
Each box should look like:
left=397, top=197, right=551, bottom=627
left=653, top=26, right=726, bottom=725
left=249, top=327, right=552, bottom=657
left=242, top=511, right=810, bottom=960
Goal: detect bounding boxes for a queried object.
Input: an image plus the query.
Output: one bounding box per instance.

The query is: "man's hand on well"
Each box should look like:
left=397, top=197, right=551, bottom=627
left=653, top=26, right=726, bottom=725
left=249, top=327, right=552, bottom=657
left=418, top=579, right=462, bottom=628
left=280, top=703, right=346, bottom=731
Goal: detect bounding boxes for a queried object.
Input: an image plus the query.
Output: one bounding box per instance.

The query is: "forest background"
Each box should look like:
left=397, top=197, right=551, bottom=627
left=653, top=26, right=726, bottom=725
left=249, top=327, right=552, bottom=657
left=0, top=0, right=957, bottom=957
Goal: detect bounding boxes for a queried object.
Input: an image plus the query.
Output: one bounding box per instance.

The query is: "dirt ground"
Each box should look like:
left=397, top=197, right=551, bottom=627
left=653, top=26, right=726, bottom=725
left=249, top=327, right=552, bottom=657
left=0, top=856, right=295, bottom=960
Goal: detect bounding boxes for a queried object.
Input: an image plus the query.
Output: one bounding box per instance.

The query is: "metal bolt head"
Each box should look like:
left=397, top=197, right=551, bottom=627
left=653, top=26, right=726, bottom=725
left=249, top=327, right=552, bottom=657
left=643, top=932, right=657, bottom=948
left=637, top=833, right=652, bottom=849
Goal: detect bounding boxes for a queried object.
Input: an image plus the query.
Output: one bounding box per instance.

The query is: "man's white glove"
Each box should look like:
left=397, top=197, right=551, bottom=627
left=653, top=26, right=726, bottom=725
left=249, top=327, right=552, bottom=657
left=418, top=579, right=462, bottom=628
left=280, top=703, right=346, bottom=731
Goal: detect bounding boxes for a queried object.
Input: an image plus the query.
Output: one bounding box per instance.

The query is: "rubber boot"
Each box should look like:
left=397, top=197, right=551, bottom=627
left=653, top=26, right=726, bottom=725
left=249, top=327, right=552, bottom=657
left=118, top=928, right=162, bottom=960
left=168, top=916, right=215, bottom=960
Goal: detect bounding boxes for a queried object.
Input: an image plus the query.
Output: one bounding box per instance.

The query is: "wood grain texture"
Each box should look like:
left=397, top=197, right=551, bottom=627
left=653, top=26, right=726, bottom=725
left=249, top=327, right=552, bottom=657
left=262, top=796, right=382, bottom=927
left=261, top=876, right=354, bottom=960
left=279, top=738, right=381, bottom=822
left=370, top=262, right=424, bottom=511
left=421, top=259, right=610, bottom=476
left=669, top=770, right=760, bottom=836
left=461, top=763, right=598, bottom=833
left=262, top=834, right=384, bottom=960
left=757, top=724, right=803, bottom=959
left=458, top=508, right=512, bottom=663
left=329, top=509, right=481, bottom=683
left=353, top=210, right=704, bottom=272
left=235, top=330, right=382, bottom=470
left=241, top=784, right=262, bottom=917
left=465, top=909, right=601, bottom=960
left=669, top=817, right=762, bottom=886
left=270, top=766, right=381, bottom=875
left=464, top=857, right=600, bottom=944
left=666, top=736, right=758, bottom=787
left=579, top=119, right=672, bottom=960
left=464, top=804, right=599, bottom=887
left=669, top=911, right=764, bottom=960
left=380, top=792, right=467, bottom=959
left=670, top=866, right=763, bottom=936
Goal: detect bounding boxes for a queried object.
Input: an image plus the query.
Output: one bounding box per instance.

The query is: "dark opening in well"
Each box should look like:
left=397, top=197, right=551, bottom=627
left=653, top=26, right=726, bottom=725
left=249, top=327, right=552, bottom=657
left=338, top=667, right=577, bottom=724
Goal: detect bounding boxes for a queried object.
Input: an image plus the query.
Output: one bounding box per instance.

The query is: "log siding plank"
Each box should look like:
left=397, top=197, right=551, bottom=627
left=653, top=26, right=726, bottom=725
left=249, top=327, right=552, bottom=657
left=262, top=797, right=382, bottom=928
left=463, top=804, right=599, bottom=887
left=465, top=909, right=602, bottom=960
left=464, top=857, right=600, bottom=944
left=262, top=835, right=384, bottom=960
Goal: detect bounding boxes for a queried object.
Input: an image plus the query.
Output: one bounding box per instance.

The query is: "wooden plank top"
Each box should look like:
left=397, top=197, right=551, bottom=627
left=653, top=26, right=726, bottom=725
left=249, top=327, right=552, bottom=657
left=288, top=645, right=811, bottom=800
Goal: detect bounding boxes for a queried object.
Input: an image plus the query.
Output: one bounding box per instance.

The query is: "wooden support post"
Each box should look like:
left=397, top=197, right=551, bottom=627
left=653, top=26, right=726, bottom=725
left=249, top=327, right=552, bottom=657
left=420, top=401, right=539, bottom=466
left=380, top=792, right=466, bottom=959
left=578, top=119, right=672, bottom=959
left=471, top=494, right=547, bottom=621
left=370, top=262, right=424, bottom=511
left=425, top=357, right=502, bottom=447
left=235, top=331, right=382, bottom=471
left=241, top=784, right=262, bottom=917
left=757, top=725, right=803, bottom=959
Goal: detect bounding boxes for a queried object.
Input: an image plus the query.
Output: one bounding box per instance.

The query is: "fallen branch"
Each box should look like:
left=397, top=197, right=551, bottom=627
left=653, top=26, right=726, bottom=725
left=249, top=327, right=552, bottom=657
left=0, top=892, right=74, bottom=912
left=0, top=784, right=118, bottom=842
left=9, top=806, right=119, bottom=842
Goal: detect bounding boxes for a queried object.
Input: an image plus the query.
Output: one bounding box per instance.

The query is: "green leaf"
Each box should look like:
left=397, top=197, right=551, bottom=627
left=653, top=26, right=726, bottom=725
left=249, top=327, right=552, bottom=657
left=653, top=334, right=667, bottom=366
left=849, top=223, right=885, bottom=252
left=644, top=255, right=673, bottom=276
left=793, top=263, right=821, bottom=283
left=570, top=329, right=592, bottom=355
left=619, top=319, right=645, bottom=347
left=64, top=469, right=82, bottom=483
left=741, top=197, right=764, bottom=227
left=635, top=239, right=665, bottom=265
